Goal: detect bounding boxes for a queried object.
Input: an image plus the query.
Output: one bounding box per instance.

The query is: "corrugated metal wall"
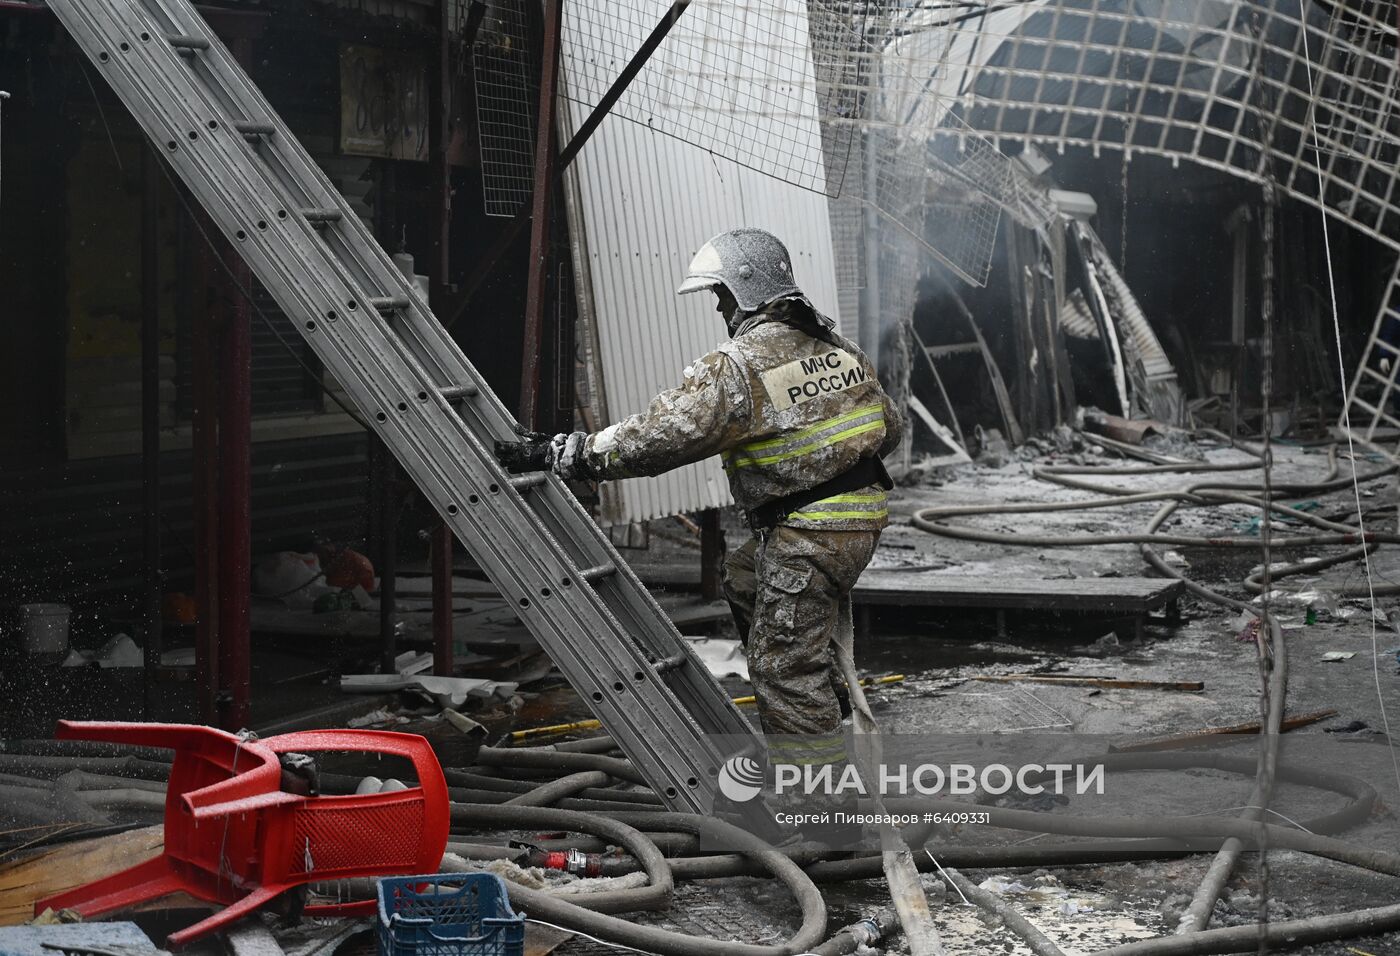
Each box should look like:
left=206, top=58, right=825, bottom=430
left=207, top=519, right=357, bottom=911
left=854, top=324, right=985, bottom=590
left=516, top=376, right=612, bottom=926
left=560, top=0, right=840, bottom=525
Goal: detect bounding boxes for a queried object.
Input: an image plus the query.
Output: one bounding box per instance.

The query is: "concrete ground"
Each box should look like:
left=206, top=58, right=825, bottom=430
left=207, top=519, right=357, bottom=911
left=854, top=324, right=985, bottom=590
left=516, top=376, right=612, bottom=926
left=598, top=434, right=1400, bottom=954
left=836, top=436, right=1400, bottom=955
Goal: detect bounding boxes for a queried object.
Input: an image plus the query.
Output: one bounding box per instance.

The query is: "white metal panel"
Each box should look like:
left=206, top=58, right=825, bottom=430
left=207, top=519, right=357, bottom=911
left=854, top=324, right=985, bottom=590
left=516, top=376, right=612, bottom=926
left=561, top=0, right=840, bottom=525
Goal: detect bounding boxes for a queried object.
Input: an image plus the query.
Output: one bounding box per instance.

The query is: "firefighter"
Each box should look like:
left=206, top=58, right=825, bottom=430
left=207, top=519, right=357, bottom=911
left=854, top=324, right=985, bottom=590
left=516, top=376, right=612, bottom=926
left=497, top=227, right=902, bottom=781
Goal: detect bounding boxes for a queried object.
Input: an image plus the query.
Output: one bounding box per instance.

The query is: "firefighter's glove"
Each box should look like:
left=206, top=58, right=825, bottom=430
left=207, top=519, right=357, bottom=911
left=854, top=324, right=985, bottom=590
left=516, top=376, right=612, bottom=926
left=494, top=435, right=554, bottom=473
left=552, top=431, right=592, bottom=481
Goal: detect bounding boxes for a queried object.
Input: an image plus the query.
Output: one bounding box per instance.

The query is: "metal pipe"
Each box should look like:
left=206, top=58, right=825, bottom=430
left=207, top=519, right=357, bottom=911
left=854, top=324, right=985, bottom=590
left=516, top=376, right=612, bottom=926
left=376, top=442, right=399, bottom=675
left=141, top=146, right=163, bottom=717
left=190, top=217, right=220, bottom=726
left=211, top=25, right=262, bottom=734
left=943, top=867, right=1066, bottom=956
left=432, top=522, right=454, bottom=675
left=555, top=0, right=691, bottom=169
left=519, top=0, right=565, bottom=428
left=428, top=0, right=456, bottom=679
left=216, top=233, right=252, bottom=732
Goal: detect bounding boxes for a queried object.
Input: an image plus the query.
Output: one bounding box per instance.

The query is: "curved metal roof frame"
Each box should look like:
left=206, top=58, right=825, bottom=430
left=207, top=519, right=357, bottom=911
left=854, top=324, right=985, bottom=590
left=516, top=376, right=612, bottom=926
left=876, top=0, right=1399, bottom=253
left=845, top=0, right=1400, bottom=447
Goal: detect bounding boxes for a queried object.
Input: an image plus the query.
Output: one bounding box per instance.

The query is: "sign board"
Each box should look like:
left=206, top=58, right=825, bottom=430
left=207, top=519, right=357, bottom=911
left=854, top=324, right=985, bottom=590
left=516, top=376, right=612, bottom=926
left=339, top=44, right=428, bottom=161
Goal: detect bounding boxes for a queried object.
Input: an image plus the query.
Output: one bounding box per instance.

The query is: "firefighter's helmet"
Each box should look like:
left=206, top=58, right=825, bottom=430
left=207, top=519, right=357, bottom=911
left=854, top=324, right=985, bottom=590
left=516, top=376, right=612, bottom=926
left=677, top=228, right=803, bottom=313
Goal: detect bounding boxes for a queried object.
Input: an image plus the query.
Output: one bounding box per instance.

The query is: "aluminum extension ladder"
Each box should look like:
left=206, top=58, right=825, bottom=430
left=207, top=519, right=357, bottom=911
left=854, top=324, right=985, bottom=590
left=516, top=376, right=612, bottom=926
left=47, top=0, right=759, bottom=813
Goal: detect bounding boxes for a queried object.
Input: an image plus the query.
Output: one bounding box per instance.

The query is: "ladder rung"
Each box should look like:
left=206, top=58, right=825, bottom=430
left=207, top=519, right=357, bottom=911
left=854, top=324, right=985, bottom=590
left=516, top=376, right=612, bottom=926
left=301, top=207, right=343, bottom=224
left=509, top=473, right=547, bottom=490
left=168, top=34, right=209, bottom=49
left=233, top=121, right=275, bottom=137
left=368, top=295, right=411, bottom=313
left=654, top=653, right=687, bottom=674
left=579, top=563, right=617, bottom=583
left=1363, top=366, right=1393, bottom=388
left=440, top=384, right=479, bottom=401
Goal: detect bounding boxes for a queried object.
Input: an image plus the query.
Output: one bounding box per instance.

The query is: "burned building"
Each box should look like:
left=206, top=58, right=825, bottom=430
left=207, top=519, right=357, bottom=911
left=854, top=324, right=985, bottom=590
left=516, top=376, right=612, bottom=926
left=1, top=1, right=1399, bottom=955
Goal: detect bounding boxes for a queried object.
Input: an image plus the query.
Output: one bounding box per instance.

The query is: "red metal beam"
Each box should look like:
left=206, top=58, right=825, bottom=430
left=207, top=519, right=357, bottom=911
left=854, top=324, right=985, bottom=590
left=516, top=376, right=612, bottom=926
left=216, top=250, right=252, bottom=731
left=430, top=0, right=456, bottom=678
left=214, top=31, right=260, bottom=731
left=141, top=148, right=164, bottom=718
left=191, top=231, right=221, bottom=727
left=518, top=0, right=565, bottom=429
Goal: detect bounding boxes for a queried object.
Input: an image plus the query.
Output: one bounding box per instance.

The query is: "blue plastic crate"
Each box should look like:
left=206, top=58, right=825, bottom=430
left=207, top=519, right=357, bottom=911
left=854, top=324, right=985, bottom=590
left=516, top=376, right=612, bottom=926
left=377, top=873, right=524, bottom=956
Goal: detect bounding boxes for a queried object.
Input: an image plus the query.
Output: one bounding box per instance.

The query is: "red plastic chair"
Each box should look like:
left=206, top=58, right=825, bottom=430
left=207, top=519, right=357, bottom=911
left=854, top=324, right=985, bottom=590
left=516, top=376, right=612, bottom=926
left=35, top=721, right=449, bottom=948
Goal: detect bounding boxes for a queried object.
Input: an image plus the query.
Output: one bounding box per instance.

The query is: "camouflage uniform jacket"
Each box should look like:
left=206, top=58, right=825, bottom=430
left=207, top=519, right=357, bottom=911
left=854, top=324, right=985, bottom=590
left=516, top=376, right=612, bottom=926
left=580, top=303, right=903, bottom=531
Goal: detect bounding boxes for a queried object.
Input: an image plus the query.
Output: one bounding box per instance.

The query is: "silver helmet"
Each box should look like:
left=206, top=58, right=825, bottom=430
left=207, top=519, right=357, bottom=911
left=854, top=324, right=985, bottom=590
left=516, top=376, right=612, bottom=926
left=676, top=228, right=803, bottom=313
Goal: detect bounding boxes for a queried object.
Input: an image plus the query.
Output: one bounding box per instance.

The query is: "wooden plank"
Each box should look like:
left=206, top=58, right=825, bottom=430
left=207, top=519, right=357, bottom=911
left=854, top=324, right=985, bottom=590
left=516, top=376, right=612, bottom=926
left=925, top=342, right=983, bottom=358
left=1109, top=709, right=1340, bottom=753
left=971, top=675, right=1205, bottom=692
left=853, top=573, right=1183, bottom=613
left=632, top=564, right=1184, bottom=615
left=0, top=826, right=163, bottom=925
left=911, top=326, right=968, bottom=450
left=907, top=395, right=971, bottom=463
left=961, top=306, right=1024, bottom=445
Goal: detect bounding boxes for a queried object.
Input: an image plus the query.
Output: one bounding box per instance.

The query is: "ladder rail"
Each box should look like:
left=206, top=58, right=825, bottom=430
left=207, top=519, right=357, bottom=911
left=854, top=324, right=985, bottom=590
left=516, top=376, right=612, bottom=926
left=134, top=0, right=755, bottom=739
left=52, top=0, right=757, bottom=810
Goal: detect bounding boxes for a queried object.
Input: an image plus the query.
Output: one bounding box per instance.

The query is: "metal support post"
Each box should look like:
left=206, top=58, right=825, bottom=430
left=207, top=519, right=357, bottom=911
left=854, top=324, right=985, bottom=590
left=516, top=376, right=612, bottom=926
left=376, top=444, right=399, bottom=675
left=191, top=229, right=220, bottom=726
left=519, top=0, right=565, bottom=428
left=141, top=147, right=163, bottom=717
left=215, top=241, right=252, bottom=731
left=860, top=129, right=882, bottom=374
left=430, top=0, right=452, bottom=290
left=215, top=32, right=256, bottom=732
left=430, top=0, right=455, bottom=678
left=432, top=524, right=454, bottom=675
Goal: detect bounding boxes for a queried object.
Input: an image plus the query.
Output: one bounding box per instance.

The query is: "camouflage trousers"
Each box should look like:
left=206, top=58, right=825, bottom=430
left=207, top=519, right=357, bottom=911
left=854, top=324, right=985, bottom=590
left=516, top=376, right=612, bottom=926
left=722, top=525, right=879, bottom=764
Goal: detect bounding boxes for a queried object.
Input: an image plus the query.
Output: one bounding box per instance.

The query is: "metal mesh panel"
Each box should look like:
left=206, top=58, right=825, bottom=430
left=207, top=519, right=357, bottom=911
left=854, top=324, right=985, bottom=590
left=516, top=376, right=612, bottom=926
left=813, top=0, right=1400, bottom=443
left=845, top=0, right=1400, bottom=253
left=838, top=6, right=1031, bottom=290
left=474, top=0, right=537, bottom=217
left=1343, top=257, right=1400, bottom=444
left=878, top=222, right=925, bottom=336
left=559, top=0, right=881, bottom=197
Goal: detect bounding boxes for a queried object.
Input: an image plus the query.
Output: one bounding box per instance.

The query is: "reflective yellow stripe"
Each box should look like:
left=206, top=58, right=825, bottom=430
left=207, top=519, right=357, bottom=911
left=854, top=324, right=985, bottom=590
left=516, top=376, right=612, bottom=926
left=771, top=734, right=844, bottom=748
left=789, top=490, right=887, bottom=522
left=788, top=509, right=889, bottom=522
left=737, top=403, right=884, bottom=454
left=728, top=419, right=885, bottom=469
left=807, top=492, right=886, bottom=505
left=771, top=737, right=848, bottom=765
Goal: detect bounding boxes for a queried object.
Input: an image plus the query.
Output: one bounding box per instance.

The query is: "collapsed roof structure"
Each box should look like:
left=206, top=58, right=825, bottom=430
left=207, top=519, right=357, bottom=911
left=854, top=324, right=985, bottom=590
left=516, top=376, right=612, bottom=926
left=811, top=0, right=1398, bottom=448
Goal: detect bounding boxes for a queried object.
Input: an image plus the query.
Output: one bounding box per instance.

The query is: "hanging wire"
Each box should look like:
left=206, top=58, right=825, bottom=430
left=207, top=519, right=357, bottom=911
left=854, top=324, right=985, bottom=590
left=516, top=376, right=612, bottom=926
left=0, top=91, right=9, bottom=216
left=1296, top=0, right=1400, bottom=808
left=1256, top=180, right=1277, bottom=956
